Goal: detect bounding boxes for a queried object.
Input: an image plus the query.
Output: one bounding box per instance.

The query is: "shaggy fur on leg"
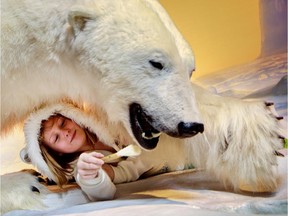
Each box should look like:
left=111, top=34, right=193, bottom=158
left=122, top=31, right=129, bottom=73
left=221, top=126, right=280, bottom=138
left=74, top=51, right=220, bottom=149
left=192, top=85, right=285, bottom=192
left=0, top=170, right=47, bottom=214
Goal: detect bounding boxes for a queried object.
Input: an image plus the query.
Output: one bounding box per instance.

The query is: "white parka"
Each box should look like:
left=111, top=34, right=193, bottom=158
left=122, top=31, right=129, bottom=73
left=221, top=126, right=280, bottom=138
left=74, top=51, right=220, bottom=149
left=20, top=102, right=153, bottom=201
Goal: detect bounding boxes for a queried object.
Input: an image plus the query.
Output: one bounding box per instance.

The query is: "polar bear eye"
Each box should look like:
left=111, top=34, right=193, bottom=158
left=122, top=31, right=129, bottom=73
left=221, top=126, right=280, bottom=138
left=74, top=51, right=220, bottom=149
left=149, top=60, right=164, bottom=70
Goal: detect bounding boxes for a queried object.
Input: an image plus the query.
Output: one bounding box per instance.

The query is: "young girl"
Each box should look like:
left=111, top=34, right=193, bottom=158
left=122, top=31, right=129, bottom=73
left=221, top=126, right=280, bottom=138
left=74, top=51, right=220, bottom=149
left=20, top=103, right=155, bottom=201
left=39, top=113, right=117, bottom=200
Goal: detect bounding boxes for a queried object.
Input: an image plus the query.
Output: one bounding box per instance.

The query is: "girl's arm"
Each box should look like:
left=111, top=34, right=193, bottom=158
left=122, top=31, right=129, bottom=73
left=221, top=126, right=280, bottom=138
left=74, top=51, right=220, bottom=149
left=75, top=168, right=116, bottom=201
left=75, top=152, right=116, bottom=201
left=111, top=157, right=152, bottom=184
left=102, top=164, right=115, bottom=180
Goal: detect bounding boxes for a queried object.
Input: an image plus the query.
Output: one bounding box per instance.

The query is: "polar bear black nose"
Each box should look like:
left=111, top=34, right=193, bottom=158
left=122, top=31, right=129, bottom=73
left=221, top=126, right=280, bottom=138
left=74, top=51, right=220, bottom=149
left=178, top=122, right=204, bottom=137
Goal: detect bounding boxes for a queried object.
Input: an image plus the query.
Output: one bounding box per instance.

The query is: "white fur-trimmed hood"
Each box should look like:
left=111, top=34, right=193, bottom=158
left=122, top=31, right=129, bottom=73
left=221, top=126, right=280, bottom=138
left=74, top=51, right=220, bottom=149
left=21, top=102, right=119, bottom=181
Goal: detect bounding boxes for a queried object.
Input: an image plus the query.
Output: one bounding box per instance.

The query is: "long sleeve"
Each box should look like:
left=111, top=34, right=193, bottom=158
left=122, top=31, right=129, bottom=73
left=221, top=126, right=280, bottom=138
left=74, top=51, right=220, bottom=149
left=111, top=157, right=153, bottom=184
left=75, top=168, right=116, bottom=201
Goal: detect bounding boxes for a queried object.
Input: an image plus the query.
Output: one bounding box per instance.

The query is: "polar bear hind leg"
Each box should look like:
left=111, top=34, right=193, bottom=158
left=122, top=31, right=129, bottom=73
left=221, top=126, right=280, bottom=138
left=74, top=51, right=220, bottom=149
left=0, top=171, right=47, bottom=214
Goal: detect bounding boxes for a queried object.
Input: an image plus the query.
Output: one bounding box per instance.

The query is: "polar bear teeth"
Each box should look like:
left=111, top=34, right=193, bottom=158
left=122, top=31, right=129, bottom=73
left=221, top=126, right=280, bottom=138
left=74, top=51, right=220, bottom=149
left=142, top=132, right=162, bottom=140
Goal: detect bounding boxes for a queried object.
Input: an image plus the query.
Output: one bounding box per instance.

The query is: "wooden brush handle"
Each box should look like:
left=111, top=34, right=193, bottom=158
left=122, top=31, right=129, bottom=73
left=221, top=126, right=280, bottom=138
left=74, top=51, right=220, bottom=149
left=102, top=153, right=120, bottom=163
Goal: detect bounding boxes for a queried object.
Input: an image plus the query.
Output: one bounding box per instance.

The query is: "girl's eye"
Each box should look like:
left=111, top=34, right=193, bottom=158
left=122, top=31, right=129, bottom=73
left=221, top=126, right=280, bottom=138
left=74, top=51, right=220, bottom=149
left=59, top=119, right=65, bottom=128
left=54, top=135, right=59, bottom=144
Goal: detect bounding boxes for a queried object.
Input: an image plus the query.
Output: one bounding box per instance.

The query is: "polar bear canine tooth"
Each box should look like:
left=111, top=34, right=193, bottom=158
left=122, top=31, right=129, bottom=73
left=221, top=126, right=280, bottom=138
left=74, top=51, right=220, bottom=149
left=142, top=132, right=162, bottom=139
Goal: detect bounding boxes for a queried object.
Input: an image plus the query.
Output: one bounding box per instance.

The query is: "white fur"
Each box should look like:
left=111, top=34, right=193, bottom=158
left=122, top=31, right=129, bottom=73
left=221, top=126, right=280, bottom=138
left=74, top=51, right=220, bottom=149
left=1, top=0, right=285, bottom=212
left=0, top=171, right=47, bottom=214
left=191, top=86, right=285, bottom=191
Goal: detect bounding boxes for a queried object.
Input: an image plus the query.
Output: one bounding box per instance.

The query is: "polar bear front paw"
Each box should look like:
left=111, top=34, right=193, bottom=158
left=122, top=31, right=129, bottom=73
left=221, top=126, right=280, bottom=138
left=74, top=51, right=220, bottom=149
left=206, top=100, right=286, bottom=193
left=237, top=101, right=286, bottom=193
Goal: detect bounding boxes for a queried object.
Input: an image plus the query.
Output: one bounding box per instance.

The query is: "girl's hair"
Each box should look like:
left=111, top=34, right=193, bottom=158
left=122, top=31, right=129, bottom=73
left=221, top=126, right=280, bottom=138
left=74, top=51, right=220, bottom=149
left=38, top=114, right=98, bottom=186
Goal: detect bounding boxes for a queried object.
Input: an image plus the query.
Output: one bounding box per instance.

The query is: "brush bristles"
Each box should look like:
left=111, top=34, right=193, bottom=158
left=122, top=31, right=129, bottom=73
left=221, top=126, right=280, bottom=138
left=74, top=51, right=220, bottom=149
left=117, top=145, right=141, bottom=157
left=102, top=144, right=141, bottom=163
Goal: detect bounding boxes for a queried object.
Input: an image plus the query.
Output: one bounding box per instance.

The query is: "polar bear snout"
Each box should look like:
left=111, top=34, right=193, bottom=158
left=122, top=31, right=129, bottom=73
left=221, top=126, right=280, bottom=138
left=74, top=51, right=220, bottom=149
left=177, top=122, right=204, bottom=138
left=129, top=103, right=204, bottom=150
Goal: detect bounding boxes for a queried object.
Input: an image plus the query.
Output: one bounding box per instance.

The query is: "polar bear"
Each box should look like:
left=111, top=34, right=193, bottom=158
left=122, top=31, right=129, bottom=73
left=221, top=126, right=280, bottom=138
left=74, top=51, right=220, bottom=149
left=2, top=0, right=202, bottom=142
left=1, top=0, right=285, bottom=204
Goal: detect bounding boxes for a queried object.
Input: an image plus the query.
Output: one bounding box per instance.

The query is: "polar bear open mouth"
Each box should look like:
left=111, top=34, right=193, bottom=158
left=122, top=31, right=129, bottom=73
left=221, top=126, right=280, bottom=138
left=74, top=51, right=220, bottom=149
left=129, top=103, right=161, bottom=150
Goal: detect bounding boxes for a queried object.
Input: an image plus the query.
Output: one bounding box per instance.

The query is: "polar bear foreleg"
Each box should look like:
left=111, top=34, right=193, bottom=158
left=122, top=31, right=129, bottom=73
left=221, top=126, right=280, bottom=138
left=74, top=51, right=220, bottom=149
left=194, top=84, right=285, bottom=192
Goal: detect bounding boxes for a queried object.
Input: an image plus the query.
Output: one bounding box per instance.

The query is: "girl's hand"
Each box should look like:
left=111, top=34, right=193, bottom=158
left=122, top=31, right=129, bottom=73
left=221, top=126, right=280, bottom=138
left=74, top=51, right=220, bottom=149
left=77, top=152, right=104, bottom=180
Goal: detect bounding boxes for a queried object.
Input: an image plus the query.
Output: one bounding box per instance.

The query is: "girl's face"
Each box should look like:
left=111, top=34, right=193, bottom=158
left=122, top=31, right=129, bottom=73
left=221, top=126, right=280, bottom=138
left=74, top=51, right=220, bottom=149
left=42, top=115, right=89, bottom=154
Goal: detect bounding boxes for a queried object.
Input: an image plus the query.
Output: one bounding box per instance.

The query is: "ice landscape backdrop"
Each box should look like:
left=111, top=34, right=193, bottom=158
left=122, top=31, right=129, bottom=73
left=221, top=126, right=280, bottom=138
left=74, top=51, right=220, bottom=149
left=194, top=0, right=287, bottom=120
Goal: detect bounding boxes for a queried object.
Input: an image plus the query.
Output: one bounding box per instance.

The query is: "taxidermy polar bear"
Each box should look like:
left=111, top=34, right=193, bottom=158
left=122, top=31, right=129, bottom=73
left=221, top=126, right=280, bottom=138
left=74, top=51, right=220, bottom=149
left=1, top=0, right=285, bottom=210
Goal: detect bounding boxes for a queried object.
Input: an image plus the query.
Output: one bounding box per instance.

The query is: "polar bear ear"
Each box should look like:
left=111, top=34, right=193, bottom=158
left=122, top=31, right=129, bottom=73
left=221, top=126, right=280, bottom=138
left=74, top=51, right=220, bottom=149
left=68, top=5, right=98, bottom=35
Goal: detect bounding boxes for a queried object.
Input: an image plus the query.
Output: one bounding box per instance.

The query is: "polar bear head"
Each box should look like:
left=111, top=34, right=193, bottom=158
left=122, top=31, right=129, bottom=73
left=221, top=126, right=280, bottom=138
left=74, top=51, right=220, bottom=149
left=2, top=0, right=203, bottom=150
left=67, top=0, right=204, bottom=149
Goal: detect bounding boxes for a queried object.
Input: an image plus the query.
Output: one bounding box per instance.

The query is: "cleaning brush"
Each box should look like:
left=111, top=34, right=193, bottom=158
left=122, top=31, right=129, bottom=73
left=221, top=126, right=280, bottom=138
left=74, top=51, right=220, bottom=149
left=102, top=144, right=142, bottom=163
